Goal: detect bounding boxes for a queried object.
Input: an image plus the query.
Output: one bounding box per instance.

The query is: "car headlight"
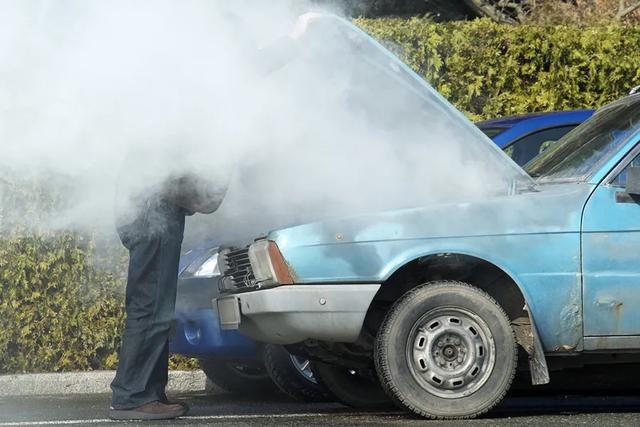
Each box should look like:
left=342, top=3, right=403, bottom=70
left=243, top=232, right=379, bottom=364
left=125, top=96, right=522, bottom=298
left=248, top=240, right=295, bottom=287
left=182, top=248, right=221, bottom=278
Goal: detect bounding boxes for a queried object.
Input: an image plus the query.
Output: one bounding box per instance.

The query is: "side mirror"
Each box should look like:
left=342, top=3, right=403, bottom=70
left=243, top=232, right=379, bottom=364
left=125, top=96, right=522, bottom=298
left=626, top=166, right=640, bottom=195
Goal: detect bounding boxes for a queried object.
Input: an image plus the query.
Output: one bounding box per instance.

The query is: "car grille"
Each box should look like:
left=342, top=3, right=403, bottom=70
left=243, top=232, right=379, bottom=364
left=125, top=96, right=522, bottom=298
left=220, top=246, right=256, bottom=292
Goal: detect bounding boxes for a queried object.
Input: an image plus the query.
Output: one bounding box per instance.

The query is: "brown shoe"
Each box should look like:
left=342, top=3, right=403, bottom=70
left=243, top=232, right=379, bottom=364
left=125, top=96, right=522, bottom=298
left=108, top=401, right=188, bottom=420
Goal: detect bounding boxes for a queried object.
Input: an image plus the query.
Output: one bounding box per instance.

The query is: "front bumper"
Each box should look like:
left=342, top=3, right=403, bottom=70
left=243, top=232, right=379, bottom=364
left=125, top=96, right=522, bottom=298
left=216, top=284, right=381, bottom=345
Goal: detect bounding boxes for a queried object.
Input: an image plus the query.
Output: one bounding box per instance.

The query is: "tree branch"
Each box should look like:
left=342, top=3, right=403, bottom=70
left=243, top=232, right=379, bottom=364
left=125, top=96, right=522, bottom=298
left=616, top=0, right=640, bottom=20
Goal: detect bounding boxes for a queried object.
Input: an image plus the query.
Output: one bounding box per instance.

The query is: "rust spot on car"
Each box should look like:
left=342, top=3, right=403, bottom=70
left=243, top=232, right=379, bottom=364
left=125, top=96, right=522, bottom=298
left=594, top=295, right=624, bottom=334
left=554, top=344, right=576, bottom=352
left=557, top=278, right=582, bottom=351
left=614, top=301, right=623, bottom=320
left=595, top=296, right=623, bottom=309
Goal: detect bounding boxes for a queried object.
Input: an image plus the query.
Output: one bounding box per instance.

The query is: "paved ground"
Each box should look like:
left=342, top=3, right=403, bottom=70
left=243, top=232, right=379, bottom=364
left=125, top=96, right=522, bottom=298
left=2, top=391, right=640, bottom=426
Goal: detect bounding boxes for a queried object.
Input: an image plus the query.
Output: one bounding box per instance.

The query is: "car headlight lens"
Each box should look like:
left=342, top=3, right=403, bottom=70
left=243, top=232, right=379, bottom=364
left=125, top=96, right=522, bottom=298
left=248, top=240, right=294, bottom=287
left=182, top=248, right=221, bottom=278
left=194, top=253, right=220, bottom=277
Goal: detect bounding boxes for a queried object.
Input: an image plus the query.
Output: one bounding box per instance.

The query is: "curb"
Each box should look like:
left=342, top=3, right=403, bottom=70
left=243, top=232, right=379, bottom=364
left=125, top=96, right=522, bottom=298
left=0, top=370, right=211, bottom=397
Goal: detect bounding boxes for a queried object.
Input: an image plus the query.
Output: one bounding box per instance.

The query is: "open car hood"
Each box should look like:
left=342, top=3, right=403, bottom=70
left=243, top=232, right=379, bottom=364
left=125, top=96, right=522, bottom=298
left=283, top=15, right=535, bottom=192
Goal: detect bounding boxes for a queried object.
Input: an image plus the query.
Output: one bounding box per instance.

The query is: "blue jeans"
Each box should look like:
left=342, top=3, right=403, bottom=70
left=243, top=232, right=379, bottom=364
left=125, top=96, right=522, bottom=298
left=111, top=198, right=185, bottom=409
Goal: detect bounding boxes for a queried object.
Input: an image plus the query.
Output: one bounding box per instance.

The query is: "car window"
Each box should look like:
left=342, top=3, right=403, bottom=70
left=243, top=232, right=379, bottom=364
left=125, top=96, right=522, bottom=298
left=479, top=126, right=509, bottom=139
left=611, top=150, right=640, bottom=187
left=504, top=126, right=577, bottom=166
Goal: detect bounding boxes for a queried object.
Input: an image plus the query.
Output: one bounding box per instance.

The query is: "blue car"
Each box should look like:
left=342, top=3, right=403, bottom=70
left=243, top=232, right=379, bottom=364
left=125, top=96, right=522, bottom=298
left=218, top=94, right=640, bottom=417
left=477, top=109, right=594, bottom=165
left=213, top=16, right=640, bottom=420
left=171, top=244, right=270, bottom=390
left=170, top=109, right=590, bottom=400
left=171, top=114, right=591, bottom=359
left=170, top=16, right=595, bottom=404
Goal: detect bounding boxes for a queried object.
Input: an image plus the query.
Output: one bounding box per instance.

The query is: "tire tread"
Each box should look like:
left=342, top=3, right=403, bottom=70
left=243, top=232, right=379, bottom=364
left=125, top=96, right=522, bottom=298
left=263, top=344, right=329, bottom=402
left=199, top=359, right=274, bottom=395
left=374, top=280, right=518, bottom=420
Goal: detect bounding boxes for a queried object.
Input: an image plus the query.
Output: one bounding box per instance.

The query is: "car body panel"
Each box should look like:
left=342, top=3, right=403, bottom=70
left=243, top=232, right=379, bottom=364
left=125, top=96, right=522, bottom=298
left=172, top=307, right=260, bottom=358
left=218, top=284, right=381, bottom=344
left=582, top=177, right=640, bottom=338
left=171, top=247, right=261, bottom=360
left=270, top=183, right=592, bottom=352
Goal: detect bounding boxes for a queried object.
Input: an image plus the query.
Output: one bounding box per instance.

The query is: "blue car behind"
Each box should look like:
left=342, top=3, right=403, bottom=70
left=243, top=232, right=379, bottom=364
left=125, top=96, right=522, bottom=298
left=172, top=244, right=258, bottom=359
left=477, top=109, right=594, bottom=165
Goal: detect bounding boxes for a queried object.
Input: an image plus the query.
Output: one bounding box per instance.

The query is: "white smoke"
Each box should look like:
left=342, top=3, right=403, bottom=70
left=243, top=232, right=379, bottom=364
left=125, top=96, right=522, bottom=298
left=0, top=0, right=521, bottom=246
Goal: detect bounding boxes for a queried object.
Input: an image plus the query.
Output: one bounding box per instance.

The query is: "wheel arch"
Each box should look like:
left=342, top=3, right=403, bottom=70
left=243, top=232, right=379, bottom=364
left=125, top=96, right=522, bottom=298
left=365, top=251, right=550, bottom=385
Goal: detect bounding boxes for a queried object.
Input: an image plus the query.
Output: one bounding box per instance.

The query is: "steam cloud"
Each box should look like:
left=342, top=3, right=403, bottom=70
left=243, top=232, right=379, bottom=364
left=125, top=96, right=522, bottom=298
left=0, top=0, right=521, bottom=247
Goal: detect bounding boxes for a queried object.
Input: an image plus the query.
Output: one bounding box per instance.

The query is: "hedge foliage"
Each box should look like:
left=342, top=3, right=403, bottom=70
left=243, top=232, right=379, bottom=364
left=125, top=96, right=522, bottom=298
left=2, top=18, right=640, bottom=373
left=0, top=231, right=124, bottom=372
left=356, top=17, right=640, bottom=120
left=0, top=175, right=123, bottom=373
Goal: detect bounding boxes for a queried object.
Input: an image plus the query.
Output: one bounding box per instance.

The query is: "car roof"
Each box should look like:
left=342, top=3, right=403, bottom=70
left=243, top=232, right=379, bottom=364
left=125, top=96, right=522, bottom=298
left=477, top=109, right=595, bottom=148
left=477, top=109, right=594, bottom=128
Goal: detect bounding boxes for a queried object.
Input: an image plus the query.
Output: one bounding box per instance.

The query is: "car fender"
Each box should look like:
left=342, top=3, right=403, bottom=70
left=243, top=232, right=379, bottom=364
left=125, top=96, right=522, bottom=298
left=381, top=246, right=550, bottom=385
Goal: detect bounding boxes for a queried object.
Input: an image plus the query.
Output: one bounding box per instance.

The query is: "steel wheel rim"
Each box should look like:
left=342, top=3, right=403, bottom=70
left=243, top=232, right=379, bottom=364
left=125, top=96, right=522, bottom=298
left=290, top=355, right=317, bottom=384
left=405, top=306, right=496, bottom=399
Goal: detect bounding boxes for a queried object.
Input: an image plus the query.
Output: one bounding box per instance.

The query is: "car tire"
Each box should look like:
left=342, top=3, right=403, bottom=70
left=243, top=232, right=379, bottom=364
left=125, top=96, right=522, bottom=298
left=374, top=281, right=517, bottom=419
left=310, top=361, right=391, bottom=408
left=263, top=344, right=331, bottom=402
left=199, top=359, right=275, bottom=394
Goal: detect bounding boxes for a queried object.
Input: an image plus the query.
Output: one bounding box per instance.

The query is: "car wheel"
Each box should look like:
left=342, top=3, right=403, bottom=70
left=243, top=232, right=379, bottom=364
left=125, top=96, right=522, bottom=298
left=374, top=281, right=517, bottom=419
left=199, top=359, right=275, bottom=394
left=310, top=361, right=391, bottom=408
left=263, top=344, right=331, bottom=402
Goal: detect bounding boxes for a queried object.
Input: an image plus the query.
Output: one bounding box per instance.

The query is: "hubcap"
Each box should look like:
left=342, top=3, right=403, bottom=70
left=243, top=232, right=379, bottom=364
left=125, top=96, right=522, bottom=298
left=406, top=307, right=496, bottom=399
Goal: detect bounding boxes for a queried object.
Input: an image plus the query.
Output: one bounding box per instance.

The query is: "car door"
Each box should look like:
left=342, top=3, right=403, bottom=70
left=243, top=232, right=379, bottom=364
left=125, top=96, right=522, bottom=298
left=582, top=150, right=640, bottom=348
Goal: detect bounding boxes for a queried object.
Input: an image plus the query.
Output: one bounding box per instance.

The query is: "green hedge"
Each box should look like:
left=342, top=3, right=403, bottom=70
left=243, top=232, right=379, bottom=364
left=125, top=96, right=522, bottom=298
left=0, top=232, right=124, bottom=372
left=0, top=175, right=125, bottom=373
left=2, top=18, right=640, bottom=373
left=356, top=17, right=640, bottom=120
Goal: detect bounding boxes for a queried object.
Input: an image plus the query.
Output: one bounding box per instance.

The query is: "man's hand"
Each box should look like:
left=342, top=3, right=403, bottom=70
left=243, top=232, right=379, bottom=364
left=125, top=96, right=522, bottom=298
left=289, top=12, right=323, bottom=40
left=254, top=12, right=324, bottom=76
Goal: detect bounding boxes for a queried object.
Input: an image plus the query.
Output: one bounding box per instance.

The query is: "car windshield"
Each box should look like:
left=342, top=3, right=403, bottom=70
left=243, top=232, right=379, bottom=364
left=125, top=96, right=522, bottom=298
left=526, top=97, right=640, bottom=182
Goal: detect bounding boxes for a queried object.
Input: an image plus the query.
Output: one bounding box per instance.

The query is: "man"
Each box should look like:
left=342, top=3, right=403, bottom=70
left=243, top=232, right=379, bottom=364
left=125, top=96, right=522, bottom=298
left=109, top=173, right=223, bottom=421
left=107, top=12, right=318, bottom=421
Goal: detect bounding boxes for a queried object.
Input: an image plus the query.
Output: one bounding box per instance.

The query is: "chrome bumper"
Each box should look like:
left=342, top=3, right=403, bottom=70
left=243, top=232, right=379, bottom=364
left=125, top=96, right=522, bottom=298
left=215, top=284, right=380, bottom=344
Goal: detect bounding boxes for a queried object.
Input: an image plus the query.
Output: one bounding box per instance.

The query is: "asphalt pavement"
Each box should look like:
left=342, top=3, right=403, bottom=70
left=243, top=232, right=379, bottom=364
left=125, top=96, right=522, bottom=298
left=2, top=390, right=640, bottom=427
